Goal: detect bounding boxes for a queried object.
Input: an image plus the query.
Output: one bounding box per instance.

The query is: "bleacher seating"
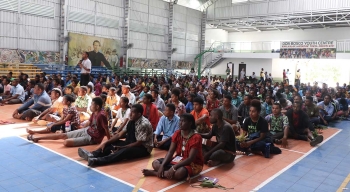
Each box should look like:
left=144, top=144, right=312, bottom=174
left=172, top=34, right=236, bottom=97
left=34, top=64, right=113, bottom=78
left=0, top=63, right=42, bottom=78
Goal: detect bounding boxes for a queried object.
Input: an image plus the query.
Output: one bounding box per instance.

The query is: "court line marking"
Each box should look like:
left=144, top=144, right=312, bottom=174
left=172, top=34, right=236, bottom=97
left=280, top=148, right=306, bottom=154
left=158, top=155, right=243, bottom=192
left=132, top=150, right=155, bottom=192
left=252, top=128, right=342, bottom=192
left=17, top=136, right=147, bottom=192
left=337, top=173, right=350, bottom=192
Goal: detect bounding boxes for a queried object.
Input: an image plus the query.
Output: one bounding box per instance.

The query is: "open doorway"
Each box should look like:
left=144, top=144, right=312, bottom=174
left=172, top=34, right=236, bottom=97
left=238, top=62, right=246, bottom=80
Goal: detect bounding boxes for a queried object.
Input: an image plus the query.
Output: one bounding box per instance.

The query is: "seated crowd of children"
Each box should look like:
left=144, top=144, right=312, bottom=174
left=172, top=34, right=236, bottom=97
left=0, top=70, right=348, bottom=181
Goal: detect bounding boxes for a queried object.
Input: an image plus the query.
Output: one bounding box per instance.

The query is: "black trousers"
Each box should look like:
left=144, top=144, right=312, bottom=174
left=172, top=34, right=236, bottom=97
left=20, top=109, right=41, bottom=120
left=156, top=135, right=171, bottom=150
left=80, top=73, right=90, bottom=86
left=91, top=140, right=150, bottom=166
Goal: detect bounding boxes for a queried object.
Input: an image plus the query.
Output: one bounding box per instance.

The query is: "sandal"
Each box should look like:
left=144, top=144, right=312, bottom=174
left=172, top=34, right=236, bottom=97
left=27, top=135, right=38, bottom=143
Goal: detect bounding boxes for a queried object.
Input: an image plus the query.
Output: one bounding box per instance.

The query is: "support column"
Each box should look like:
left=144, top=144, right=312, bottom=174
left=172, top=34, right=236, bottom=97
left=167, top=2, right=174, bottom=75
left=123, top=0, right=130, bottom=72
left=59, top=0, right=65, bottom=63
left=200, top=11, right=206, bottom=53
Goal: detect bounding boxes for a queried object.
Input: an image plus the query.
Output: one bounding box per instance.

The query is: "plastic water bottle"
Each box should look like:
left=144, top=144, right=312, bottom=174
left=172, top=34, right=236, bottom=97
left=264, top=143, right=271, bottom=158
left=65, top=121, right=71, bottom=132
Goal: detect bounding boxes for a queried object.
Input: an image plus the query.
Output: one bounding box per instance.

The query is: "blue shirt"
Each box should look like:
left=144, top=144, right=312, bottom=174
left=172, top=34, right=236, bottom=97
left=185, top=102, right=194, bottom=113
left=263, top=102, right=272, bottom=116
left=317, top=101, right=334, bottom=117
left=10, top=84, right=25, bottom=102
left=231, top=97, right=242, bottom=108
left=18, top=91, right=52, bottom=113
left=154, top=115, right=180, bottom=140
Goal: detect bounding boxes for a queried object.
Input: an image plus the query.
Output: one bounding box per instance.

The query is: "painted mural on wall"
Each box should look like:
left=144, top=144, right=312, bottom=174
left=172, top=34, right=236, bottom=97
left=68, top=32, right=121, bottom=68
left=128, top=58, right=167, bottom=68
left=0, top=49, right=60, bottom=64
left=172, top=61, right=193, bottom=69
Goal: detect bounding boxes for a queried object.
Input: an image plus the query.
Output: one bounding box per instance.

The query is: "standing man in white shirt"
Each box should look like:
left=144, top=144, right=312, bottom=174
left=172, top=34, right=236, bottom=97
left=79, top=52, right=92, bottom=86
left=240, top=68, right=245, bottom=81
left=286, top=69, right=291, bottom=84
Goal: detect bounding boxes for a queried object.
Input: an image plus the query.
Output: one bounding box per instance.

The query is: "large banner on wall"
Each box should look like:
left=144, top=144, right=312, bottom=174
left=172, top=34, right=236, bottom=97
left=68, top=33, right=121, bottom=68
left=279, top=41, right=336, bottom=59
left=0, top=49, right=60, bottom=64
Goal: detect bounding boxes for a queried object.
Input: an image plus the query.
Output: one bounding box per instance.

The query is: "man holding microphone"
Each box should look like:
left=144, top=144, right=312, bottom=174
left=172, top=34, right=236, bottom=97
left=79, top=52, right=92, bottom=86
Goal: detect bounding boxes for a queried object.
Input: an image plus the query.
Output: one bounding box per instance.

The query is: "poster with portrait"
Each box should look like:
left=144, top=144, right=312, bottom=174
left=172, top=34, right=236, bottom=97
left=68, top=33, right=121, bottom=68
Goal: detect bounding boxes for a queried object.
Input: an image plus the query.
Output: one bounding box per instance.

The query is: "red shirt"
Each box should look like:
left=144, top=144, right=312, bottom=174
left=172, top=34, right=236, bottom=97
left=172, top=130, right=204, bottom=166
left=142, top=103, right=159, bottom=131
left=207, top=99, right=220, bottom=113
left=87, top=110, right=108, bottom=143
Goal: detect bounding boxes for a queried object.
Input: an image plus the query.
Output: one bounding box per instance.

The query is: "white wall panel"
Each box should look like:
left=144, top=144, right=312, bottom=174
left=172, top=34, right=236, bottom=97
left=129, top=31, right=148, bottom=40
left=0, top=37, right=17, bottom=49
left=339, top=0, right=350, bottom=8
left=132, top=0, right=148, bottom=6
left=215, top=0, right=232, bottom=8
left=0, top=23, right=17, bottom=37
left=249, top=2, right=268, bottom=15
left=148, top=34, right=166, bottom=43
left=129, top=49, right=147, bottom=58
left=215, top=7, right=229, bottom=18
left=148, top=42, right=167, bottom=51
left=67, top=22, right=95, bottom=35
left=130, top=10, right=149, bottom=23
left=95, top=27, right=120, bottom=39
left=174, top=20, right=186, bottom=30
left=68, top=0, right=95, bottom=11
left=147, top=50, right=167, bottom=59
left=184, top=54, right=196, bottom=61
left=187, top=9, right=202, bottom=18
left=174, top=45, right=185, bottom=54
left=130, top=39, right=148, bottom=49
left=186, top=40, right=199, bottom=47
left=95, top=0, right=123, bottom=7
left=0, top=11, right=17, bottom=23
left=172, top=53, right=185, bottom=61
left=149, top=6, right=169, bottom=18
left=173, top=38, right=185, bottom=45
left=186, top=47, right=199, bottom=54
left=187, top=23, right=200, bottom=33
left=174, top=5, right=187, bottom=15
left=174, top=13, right=187, bottom=22
left=187, top=17, right=201, bottom=25
left=232, top=5, right=249, bottom=17
left=268, top=1, right=289, bottom=14
left=148, top=14, right=168, bottom=25
left=207, top=4, right=215, bottom=19
left=131, top=2, right=149, bottom=13
left=149, top=0, right=168, bottom=10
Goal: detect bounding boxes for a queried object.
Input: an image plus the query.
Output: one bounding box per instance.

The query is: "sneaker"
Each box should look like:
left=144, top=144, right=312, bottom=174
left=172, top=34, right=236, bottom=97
left=310, top=135, right=324, bottom=147
left=78, top=148, right=94, bottom=161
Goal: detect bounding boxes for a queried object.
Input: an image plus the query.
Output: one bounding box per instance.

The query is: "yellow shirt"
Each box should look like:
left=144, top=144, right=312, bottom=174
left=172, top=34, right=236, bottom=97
left=106, top=94, right=120, bottom=106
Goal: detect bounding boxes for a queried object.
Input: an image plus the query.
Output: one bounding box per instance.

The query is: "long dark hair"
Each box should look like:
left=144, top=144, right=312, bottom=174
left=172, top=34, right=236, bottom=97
left=180, top=113, right=196, bottom=130
left=120, top=97, right=130, bottom=108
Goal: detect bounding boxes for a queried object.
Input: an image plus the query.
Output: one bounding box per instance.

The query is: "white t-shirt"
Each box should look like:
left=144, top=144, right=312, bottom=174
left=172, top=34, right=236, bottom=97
left=4, top=84, right=11, bottom=92
left=116, top=108, right=131, bottom=124
left=240, top=71, right=245, bottom=80
left=81, top=59, right=92, bottom=74
left=121, top=92, right=136, bottom=104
